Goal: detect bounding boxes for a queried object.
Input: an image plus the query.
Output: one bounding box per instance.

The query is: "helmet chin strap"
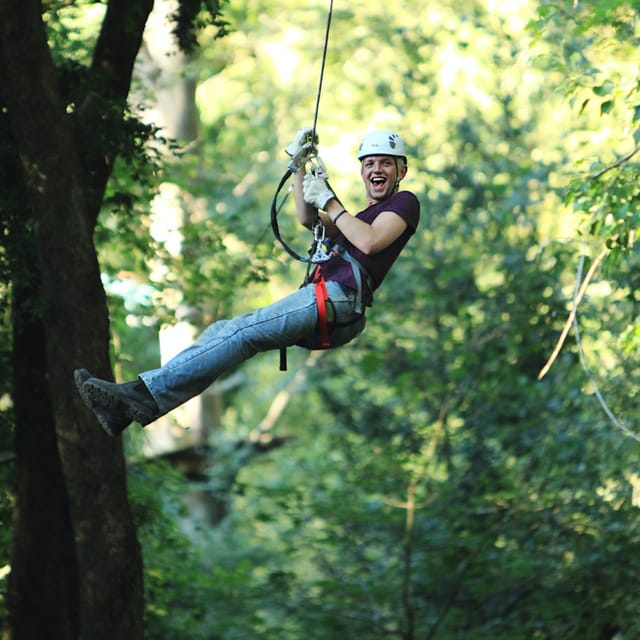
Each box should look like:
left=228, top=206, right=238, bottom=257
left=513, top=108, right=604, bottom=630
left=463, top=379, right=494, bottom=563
left=394, top=158, right=405, bottom=190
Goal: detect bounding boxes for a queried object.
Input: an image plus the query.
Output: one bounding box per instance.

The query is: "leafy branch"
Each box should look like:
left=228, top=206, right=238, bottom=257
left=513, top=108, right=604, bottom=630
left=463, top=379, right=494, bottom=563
left=587, top=143, right=640, bottom=180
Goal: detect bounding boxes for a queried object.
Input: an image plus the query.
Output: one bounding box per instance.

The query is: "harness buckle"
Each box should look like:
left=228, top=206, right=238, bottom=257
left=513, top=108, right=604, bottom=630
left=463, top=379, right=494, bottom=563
left=310, top=221, right=332, bottom=262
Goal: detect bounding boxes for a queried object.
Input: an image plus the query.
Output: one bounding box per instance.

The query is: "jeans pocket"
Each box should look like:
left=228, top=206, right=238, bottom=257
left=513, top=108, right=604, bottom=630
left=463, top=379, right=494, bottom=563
left=328, top=312, right=366, bottom=348
left=325, top=281, right=357, bottom=323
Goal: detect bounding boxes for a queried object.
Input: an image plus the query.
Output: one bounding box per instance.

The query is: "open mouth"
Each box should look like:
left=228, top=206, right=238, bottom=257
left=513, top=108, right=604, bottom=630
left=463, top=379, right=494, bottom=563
left=371, top=176, right=386, bottom=188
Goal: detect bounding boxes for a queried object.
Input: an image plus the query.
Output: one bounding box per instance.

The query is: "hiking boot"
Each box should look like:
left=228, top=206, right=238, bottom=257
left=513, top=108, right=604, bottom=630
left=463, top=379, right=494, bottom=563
left=77, top=372, right=159, bottom=429
left=74, top=368, right=132, bottom=437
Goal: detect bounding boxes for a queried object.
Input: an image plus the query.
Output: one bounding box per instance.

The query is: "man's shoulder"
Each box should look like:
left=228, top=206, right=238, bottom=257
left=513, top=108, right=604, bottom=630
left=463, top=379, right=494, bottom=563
left=394, top=190, right=419, bottom=206
left=360, top=191, right=420, bottom=220
left=390, top=191, right=420, bottom=226
left=377, top=189, right=418, bottom=213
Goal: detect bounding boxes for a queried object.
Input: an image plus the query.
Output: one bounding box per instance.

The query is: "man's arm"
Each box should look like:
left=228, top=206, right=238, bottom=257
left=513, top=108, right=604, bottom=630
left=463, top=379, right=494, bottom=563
left=301, top=172, right=409, bottom=255
left=293, top=168, right=322, bottom=230
left=323, top=199, right=408, bottom=255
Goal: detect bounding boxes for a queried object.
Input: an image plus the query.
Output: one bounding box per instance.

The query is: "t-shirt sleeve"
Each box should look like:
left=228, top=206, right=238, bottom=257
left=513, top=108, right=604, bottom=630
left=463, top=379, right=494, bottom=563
left=388, top=191, right=420, bottom=232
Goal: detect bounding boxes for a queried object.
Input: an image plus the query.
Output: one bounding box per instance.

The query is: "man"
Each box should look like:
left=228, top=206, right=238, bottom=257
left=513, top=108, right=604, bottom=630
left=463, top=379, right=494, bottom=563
left=75, top=130, right=420, bottom=436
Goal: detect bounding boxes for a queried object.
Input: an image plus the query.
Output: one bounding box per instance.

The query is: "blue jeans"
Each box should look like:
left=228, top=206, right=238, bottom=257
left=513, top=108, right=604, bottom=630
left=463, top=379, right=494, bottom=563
left=140, top=280, right=364, bottom=416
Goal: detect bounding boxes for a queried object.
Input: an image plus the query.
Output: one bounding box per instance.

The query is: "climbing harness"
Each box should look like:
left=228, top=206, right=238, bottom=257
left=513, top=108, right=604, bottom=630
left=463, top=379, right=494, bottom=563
left=278, top=240, right=373, bottom=371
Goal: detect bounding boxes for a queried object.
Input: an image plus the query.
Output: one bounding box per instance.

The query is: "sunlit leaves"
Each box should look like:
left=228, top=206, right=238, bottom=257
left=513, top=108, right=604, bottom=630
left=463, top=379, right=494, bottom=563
left=528, top=0, right=640, bottom=370
left=170, top=0, right=231, bottom=53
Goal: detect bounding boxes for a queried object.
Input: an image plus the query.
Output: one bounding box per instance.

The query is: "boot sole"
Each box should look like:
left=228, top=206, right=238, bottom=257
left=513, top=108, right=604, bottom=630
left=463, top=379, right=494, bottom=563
left=81, top=377, right=155, bottom=426
left=74, top=369, right=130, bottom=437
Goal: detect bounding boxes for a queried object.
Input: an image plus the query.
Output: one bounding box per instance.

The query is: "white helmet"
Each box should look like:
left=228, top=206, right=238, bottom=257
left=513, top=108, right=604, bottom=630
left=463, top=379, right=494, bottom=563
left=357, top=130, right=406, bottom=160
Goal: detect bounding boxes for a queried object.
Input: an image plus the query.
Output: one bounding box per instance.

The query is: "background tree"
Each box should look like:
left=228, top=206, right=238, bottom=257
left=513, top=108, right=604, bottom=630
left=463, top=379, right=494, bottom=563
left=0, top=0, right=226, bottom=637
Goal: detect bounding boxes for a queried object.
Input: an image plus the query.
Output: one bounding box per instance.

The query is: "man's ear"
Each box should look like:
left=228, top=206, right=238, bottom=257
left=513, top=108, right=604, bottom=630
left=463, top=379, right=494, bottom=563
left=398, top=161, right=408, bottom=181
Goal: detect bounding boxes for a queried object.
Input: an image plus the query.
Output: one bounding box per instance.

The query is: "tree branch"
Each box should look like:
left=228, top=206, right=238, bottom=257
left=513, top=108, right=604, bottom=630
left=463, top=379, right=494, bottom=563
left=538, top=246, right=607, bottom=380
left=587, top=144, right=640, bottom=180
left=90, top=0, right=154, bottom=103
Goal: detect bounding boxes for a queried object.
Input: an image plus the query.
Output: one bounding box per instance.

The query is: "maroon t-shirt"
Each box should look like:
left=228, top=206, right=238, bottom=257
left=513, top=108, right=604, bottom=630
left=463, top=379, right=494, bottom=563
left=319, top=190, right=420, bottom=306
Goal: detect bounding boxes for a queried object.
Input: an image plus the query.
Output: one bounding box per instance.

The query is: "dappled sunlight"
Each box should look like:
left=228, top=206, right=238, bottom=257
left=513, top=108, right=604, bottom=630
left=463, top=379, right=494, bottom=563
left=261, top=28, right=304, bottom=85
left=150, top=183, right=185, bottom=256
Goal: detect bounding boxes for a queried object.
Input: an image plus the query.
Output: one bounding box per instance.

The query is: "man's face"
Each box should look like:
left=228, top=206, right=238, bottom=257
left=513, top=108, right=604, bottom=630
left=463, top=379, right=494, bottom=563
left=360, top=155, right=407, bottom=204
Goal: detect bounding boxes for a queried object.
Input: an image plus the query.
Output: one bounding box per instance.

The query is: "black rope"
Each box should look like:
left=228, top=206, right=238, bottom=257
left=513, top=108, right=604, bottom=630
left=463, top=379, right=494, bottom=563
left=311, top=0, right=334, bottom=143
left=270, top=0, right=334, bottom=264
left=270, top=168, right=303, bottom=261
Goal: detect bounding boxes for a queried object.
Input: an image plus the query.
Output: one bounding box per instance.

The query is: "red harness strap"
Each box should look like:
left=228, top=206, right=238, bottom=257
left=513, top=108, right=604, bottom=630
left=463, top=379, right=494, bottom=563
left=313, top=270, right=331, bottom=349
left=279, top=268, right=332, bottom=372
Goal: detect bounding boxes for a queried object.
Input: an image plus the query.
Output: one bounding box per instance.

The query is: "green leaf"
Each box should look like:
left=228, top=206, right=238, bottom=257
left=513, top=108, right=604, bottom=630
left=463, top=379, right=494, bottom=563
left=593, top=82, right=613, bottom=97
left=600, top=99, right=614, bottom=115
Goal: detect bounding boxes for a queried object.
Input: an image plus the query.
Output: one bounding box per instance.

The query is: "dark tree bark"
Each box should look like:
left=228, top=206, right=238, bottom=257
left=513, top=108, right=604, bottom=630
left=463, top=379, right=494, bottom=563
left=0, top=0, right=154, bottom=637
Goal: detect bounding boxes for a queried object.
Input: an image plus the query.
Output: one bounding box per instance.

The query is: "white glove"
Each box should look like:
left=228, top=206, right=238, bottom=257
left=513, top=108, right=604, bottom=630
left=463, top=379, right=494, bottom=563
left=285, top=127, right=318, bottom=172
left=303, top=173, right=336, bottom=210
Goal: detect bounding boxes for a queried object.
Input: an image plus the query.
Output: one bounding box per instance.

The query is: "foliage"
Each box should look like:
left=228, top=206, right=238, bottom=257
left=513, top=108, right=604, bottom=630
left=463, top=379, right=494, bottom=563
left=527, top=0, right=640, bottom=413
left=128, top=461, right=224, bottom=639
left=171, top=0, right=231, bottom=53
left=4, top=0, right=640, bottom=637
left=120, top=0, right=640, bottom=638
left=529, top=1, right=640, bottom=257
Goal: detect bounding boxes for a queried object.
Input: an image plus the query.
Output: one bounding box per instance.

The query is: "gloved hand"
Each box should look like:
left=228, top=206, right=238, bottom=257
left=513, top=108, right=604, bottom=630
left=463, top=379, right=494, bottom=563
left=285, top=127, right=318, bottom=172
left=303, top=172, right=336, bottom=210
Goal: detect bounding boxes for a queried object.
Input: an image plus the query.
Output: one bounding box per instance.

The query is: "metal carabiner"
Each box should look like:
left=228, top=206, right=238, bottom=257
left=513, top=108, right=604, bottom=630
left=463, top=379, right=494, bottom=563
left=307, top=154, right=328, bottom=178
left=310, top=220, right=332, bottom=262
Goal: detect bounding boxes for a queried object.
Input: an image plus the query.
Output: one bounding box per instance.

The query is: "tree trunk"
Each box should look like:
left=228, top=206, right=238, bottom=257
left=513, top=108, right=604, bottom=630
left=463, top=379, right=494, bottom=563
left=7, top=206, right=80, bottom=638
left=0, top=0, right=153, bottom=636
